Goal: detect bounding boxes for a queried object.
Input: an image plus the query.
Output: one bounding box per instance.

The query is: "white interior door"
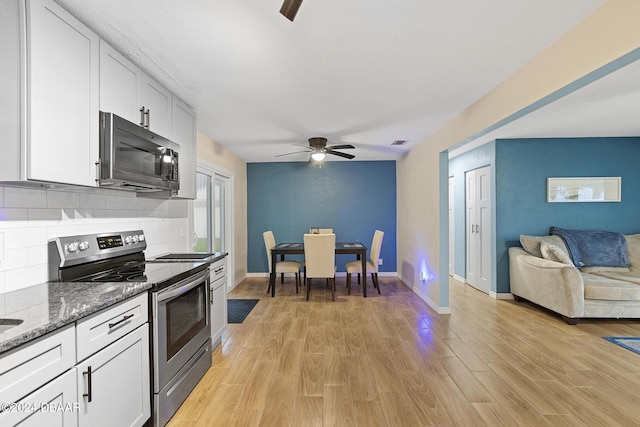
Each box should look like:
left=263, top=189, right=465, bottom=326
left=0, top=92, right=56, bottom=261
left=448, top=177, right=455, bottom=276
left=466, top=166, right=491, bottom=294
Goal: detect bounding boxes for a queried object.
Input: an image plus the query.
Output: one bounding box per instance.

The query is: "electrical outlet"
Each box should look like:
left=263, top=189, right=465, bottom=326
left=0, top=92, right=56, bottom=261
left=378, top=258, right=383, bottom=265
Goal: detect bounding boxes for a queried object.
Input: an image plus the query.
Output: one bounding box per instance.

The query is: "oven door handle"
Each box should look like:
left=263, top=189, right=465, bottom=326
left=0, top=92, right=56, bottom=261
left=156, top=269, right=209, bottom=302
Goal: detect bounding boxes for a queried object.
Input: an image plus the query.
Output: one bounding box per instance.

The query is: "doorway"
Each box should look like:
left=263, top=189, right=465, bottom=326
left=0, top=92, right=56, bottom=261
left=465, top=165, right=491, bottom=294
left=192, top=162, right=234, bottom=288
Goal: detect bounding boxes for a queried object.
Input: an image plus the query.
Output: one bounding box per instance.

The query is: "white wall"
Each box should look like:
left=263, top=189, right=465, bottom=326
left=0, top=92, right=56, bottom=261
left=0, top=185, right=189, bottom=293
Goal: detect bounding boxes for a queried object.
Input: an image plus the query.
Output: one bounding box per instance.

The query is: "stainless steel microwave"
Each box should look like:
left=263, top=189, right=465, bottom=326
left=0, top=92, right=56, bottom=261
left=98, top=112, right=180, bottom=193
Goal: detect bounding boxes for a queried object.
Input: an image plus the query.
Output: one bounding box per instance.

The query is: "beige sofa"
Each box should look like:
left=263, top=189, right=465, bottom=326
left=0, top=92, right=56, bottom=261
left=509, top=233, right=640, bottom=324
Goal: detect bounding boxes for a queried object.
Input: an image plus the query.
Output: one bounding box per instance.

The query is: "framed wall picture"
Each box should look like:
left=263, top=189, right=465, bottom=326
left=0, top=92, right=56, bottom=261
left=547, top=177, right=621, bottom=203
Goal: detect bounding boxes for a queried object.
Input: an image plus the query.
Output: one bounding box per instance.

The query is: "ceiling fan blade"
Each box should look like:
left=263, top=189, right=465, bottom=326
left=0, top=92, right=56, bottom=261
left=326, top=149, right=355, bottom=159
left=293, top=143, right=312, bottom=149
left=327, top=144, right=355, bottom=150
left=280, top=0, right=303, bottom=21
left=276, top=150, right=311, bottom=157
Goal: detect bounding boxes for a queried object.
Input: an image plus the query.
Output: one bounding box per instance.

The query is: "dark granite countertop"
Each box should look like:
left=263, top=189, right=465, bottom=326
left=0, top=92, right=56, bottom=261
left=0, top=281, right=151, bottom=355
left=148, top=252, right=228, bottom=264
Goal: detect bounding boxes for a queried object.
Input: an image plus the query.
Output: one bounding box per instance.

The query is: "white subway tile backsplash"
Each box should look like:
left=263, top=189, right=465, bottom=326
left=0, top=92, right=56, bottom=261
left=28, top=245, right=48, bottom=266
left=79, top=192, right=107, bottom=210
left=0, top=208, right=29, bottom=221
left=105, top=194, right=132, bottom=210
left=4, top=227, right=48, bottom=249
left=27, top=209, right=63, bottom=221
left=0, top=185, right=187, bottom=293
left=127, top=197, right=146, bottom=211
left=0, top=248, right=29, bottom=272
left=47, top=190, right=80, bottom=208
left=4, top=265, right=47, bottom=292
left=4, top=187, right=47, bottom=208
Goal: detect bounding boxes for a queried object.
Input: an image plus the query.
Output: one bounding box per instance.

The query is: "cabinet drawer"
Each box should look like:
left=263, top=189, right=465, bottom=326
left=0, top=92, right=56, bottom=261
left=0, top=324, right=75, bottom=405
left=210, top=260, right=226, bottom=282
left=76, top=293, right=148, bottom=362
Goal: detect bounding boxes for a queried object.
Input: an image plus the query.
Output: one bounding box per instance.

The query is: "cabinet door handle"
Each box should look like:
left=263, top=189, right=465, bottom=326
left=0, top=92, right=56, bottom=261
left=144, top=108, right=150, bottom=129
left=210, top=288, right=214, bottom=305
left=108, top=313, right=134, bottom=329
left=139, top=106, right=146, bottom=127
left=83, top=366, right=93, bottom=402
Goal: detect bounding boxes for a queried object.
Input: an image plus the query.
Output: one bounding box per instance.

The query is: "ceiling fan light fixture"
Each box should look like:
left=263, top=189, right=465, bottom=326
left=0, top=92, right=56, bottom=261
left=280, top=0, right=303, bottom=21
left=311, top=151, right=325, bottom=161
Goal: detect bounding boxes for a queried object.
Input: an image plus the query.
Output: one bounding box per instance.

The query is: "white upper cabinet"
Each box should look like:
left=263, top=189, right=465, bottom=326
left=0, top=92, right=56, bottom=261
left=99, top=41, right=172, bottom=137
left=25, top=0, right=99, bottom=187
left=171, top=97, right=197, bottom=199
left=142, top=74, right=173, bottom=137
left=99, top=40, right=143, bottom=124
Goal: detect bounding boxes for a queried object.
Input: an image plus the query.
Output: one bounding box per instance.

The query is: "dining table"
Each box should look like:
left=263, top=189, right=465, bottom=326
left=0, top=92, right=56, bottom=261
left=269, top=242, right=368, bottom=297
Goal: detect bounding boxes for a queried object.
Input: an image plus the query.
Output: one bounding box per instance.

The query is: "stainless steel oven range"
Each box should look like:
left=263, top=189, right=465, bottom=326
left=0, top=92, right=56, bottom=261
left=49, top=230, right=212, bottom=427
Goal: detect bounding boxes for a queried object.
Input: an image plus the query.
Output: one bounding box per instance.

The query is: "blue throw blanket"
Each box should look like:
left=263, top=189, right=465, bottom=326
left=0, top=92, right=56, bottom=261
left=550, top=227, right=630, bottom=268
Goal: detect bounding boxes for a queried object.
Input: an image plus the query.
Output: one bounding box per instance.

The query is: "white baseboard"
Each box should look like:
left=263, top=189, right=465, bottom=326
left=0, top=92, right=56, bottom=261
left=451, top=274, right=465, bottom=283
left=400, top=275, right=451, bottom=314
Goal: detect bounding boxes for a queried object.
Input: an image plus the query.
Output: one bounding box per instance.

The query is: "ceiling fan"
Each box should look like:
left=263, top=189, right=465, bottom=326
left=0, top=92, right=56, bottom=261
left=280, top=0, right=303, bottom=21
left=276, top=137, right=356, bottom=161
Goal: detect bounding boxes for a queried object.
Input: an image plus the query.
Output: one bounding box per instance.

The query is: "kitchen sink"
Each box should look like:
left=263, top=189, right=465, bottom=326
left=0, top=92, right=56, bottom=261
left=0, top=318, right=23, bottom=334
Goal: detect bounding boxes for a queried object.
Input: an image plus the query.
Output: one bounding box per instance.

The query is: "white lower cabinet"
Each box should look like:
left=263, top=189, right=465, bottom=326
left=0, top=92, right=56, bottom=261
left=0, top=369, right=78, bottom=427
left=210, top=258, right=228, bottom=347
left=0, top=294, right=151, bottom=427
left=76, top=324, right=150, bottom=427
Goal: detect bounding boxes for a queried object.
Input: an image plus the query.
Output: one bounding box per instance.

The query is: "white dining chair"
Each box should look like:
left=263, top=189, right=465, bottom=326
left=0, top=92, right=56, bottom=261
left=303, top=233, right=336, bottom=301
left=309, top=228, right=333, bottom=234
left=345, top=230, right=384, bottom=295
left=263, top=230, right=301, bottom=294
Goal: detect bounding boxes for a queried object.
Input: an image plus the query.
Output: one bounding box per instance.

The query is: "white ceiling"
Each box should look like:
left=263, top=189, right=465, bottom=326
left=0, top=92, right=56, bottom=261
left=56, top=0, right=608, bottom=162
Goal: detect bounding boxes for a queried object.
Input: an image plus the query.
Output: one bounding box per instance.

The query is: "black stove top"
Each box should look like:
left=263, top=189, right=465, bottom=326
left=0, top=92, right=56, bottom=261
left=70, top=261, right=208, bottom=291
left=154, top=253, right=215, bottom=260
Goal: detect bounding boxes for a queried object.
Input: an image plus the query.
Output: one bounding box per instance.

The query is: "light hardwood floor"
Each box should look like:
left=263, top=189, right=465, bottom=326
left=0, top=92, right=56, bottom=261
left=168, top=275, right=640, bottom=427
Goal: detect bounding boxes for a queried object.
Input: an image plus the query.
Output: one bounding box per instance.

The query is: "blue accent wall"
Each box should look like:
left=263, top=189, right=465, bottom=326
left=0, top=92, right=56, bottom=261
left=496, top=137, right=640, bottom=293
left=247, top=161, right=396, bottom=273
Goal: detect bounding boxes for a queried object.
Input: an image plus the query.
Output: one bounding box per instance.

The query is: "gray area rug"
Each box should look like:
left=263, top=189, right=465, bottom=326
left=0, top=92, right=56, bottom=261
left=603, top=336, right=640, bottom=355
left=227, top=299, right=259, bottom=323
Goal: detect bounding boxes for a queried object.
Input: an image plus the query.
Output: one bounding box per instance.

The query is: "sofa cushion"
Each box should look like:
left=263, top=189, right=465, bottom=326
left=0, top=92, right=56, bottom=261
left=520, top=235, right=567, bottom=258
left=582, top=273, right=640, bottom=301
left=540, top=242, right=573, bottom=265
left=625, top=234, right=640, bottom=272
left=590, top=271, right=640, bottom=286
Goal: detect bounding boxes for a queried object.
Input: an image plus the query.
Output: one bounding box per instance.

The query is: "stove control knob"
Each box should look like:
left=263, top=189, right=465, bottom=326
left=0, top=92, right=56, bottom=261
left=124, top=236, right=133, bottom=244
left=138, top=234, right=145, bottom=242
left=79, top=241, right=89, bottom=251
left=66, top=242, right=79, bottom=252
left=132, top=235, right=139, bottom=243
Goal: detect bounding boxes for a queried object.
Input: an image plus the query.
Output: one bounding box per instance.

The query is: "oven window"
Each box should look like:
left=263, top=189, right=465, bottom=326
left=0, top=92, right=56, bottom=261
left=166, top=283, right=206, bottom=359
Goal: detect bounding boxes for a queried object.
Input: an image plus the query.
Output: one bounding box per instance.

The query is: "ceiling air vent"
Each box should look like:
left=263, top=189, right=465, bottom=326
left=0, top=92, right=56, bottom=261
left=391, top=140, right=408, bottom=146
